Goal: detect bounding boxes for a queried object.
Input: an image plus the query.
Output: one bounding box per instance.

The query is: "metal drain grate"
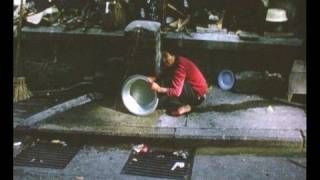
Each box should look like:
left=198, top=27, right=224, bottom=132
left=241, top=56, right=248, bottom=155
left=122, top=149, right=194, bottom=180
left=14, top=141, right=80, bottom=169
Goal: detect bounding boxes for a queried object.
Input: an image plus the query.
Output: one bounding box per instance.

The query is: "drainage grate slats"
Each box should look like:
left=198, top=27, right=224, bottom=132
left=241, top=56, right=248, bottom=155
left=14, top=162, right=65, bottom=169
left=30, top=146, right=78, bottom=151
left=20, top=149, right=78, bottom=155
left=14, top=160, right=67, bottom=168
left=125, top=171, right=183, bottom=179
left=25, top=149, right=79, bottom=155
left=127, top=162, right=179, bottom=170
left=125, top=166, right=186, bottom=175
left=14, top=156, right=73, bottom=163
left=14, top=141, right=80, bottom=169
left=135, top=158, right=182, bottom=164
left=20, top=150, right=78, bottom=157
left=122, top=149, right=194, bottom=180
left=125, top=166, right=186, bottom=176
left=125, top=165, right=179, bottom=172
left=31, top=145, right=79, bottom=153
left=125, top=167, right=185, bottom=176
left=16, top=151, right=78, bottom=161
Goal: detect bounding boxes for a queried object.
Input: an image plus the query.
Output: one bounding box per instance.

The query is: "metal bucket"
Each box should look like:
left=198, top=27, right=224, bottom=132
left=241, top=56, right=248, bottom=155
left=121, top=75, right=159, bottom=116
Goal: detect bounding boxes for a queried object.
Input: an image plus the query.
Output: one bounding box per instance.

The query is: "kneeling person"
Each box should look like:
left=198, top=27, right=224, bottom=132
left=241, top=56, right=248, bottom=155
left=148, top=50, right=208, bottom=116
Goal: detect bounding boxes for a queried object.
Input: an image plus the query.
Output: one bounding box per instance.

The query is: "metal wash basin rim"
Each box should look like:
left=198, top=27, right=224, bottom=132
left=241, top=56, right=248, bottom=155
left=121, top=75, right=159, bottom=116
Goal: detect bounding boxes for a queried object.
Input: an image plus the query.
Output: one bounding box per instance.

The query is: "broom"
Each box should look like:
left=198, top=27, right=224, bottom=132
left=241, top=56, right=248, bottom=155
left=14, top=0, right=32, bottom=102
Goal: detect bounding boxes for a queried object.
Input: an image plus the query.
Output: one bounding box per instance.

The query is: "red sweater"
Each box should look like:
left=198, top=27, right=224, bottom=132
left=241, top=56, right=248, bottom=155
left=166, top=56, right=208, bottom=97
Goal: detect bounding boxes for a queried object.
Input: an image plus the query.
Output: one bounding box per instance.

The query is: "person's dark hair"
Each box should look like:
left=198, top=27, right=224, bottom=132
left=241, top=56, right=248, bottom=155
left=161, top=47, right=177, bottom=57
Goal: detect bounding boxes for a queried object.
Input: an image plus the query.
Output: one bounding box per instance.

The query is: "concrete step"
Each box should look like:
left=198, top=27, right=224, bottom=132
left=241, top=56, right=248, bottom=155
left=14, top=87, right=306, bottom=153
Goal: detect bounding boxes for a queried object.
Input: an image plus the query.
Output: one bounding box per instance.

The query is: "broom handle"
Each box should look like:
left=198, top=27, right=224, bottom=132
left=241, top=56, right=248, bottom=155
left=167, top=3, right=185, bottom=17
left=14, top=0, right=24, bottom=77
left=162, top=0, right=167, bottom=25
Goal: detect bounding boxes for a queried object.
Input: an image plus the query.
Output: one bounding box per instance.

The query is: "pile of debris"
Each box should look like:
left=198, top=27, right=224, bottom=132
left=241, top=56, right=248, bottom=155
left=13, top=0, right=285, bottom=36
left=14, top=0, right=129, bottom=32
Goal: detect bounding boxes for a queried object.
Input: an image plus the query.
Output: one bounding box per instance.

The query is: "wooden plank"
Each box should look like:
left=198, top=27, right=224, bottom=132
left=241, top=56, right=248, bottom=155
left=19, top=93, right=102, bottom=127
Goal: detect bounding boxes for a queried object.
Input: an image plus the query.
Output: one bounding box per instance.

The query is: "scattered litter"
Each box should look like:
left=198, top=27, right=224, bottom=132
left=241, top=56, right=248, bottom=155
left=171, top=162, right=185, bottom=171
left=132, top=144, right=148, bottom=154
left=75, top=176, right=84, bottom=180
left=51, top=140, right=61, bottom=144
left=122, top=148, right=193, bottom=179
left=267, top=105, right=274, bottom=113
left=40, top=160, right=44, bottom=163
left=156, top=155, right=165, bottom=158
left=132, top=158, right=138, bottom=162
left=51, top=139, right=67, bottom=146
left=30, top=158, right=36, bottom=162
left=26, top=12, right=44, bottom=25
left=37, top=138, right=40, bottom=142
left=43, top=6, right=59, bottom=15
left=209, top=15, right=219, bottom=21
left=26, top=5, right=59, bottom=25
left=132, top=144, right=143, bottom=153
left=173, top=150, right=188, bottom=159
left=265, top=71, right=282, bottom=79
left=14, top=142, right=22, bottom=146
left=242, top=159, right=246, bottom=162
left=141, top=146, right=148, bottom=153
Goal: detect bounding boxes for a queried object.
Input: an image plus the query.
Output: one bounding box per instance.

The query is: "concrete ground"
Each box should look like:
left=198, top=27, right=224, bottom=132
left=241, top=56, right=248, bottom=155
left=14, top=86, right=306, bottom=150
left=13, top=86, right=306, bottom=179
left=192, top=155, right=305, bottom=180
left=13, top=145, right=306, bottom=180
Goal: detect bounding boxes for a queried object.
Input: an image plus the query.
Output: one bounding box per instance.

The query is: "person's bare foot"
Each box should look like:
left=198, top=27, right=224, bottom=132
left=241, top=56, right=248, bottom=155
left=171, top=104, right=191, bottom=116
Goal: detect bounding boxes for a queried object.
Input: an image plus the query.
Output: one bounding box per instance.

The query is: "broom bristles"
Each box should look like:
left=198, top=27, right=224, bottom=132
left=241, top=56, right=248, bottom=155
left=13, top=1, right=32, bottom=103
left=13, top=77, right=32, bottom=102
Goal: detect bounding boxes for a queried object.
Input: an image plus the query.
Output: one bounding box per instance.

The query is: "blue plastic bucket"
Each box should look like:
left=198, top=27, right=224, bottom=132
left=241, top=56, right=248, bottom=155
left=217, top=69, right=235, bottom=90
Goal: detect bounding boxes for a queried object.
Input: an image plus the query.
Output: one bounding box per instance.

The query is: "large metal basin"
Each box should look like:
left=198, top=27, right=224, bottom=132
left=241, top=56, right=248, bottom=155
left=121, top=75, right=159, bottom=116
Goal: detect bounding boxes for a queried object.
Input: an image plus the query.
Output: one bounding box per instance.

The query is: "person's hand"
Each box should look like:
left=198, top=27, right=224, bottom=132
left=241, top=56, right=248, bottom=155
left=147, top=76, right=156, bottom=83
left=150, top=82, right=160, bottom=92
